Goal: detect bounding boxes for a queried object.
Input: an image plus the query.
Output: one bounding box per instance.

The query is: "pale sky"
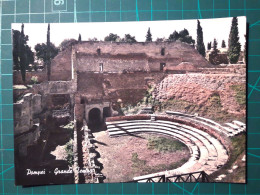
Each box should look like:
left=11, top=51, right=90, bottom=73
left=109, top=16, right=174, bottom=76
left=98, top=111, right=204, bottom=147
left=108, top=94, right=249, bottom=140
left=12, top=16, right=246, bottom=50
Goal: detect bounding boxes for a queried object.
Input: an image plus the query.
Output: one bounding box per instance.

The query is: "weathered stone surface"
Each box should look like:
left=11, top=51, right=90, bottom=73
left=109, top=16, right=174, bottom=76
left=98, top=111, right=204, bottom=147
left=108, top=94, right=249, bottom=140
left=50, top=41, right=211, bottom=81
left=153, top=73, right=246, bottom=115
left=32, top=94, right=42, bottom=115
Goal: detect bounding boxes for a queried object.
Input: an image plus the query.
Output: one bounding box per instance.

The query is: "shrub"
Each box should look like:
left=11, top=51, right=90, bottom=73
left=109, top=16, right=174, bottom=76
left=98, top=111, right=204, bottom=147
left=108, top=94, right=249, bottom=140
left=30, top=76, right=39, bottom=84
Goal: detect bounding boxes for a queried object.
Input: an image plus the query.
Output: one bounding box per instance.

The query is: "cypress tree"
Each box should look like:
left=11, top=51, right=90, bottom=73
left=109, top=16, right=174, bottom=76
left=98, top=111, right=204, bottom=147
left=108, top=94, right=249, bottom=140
left=19, top=24, right=26, bottom=84
left=221, top=40, right=226, bottom=48
left=46, top=24, right=51, bottom=81
left=78, top=33, right=82, bottom=42
left=212, top=39, right=219, bottom=54
left=145, top=27, right=152, bottom=42
left=207, top=42, right=212, bottom=50
left=228, top=17, right=241, bottom=64
left=196, top=20, right=206, bottom=57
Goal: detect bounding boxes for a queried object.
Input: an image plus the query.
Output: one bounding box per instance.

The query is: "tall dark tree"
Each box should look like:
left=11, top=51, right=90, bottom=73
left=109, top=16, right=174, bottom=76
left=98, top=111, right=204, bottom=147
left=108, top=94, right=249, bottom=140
left=221, top=40, right=226, bottom=48
left=196, top=20, right=206, bottom=57
left=212, top=39, right=219, bottom=54
left=19, top=24, right=27, bottom=83
left=209, top=39, right=221, bottom=65
left=244, top=34, right=247, bottom=63
left=228, top=17, right=241, bottom=64
left=104, top=33, right=120, bottom=42
left=12, top=24, right=34, bottom=83
left=207, top=42, right=212, bottom=50
left=78, top=34, right=82, bottom=42
left=46, top=24, right=51, bottom=81
left=145, top=27, right=152, bottom=42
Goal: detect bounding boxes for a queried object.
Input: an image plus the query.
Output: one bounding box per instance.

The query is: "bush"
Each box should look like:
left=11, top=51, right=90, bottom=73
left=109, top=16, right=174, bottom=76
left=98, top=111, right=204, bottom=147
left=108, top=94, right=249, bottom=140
left=30, top=76, right=39, bottom=84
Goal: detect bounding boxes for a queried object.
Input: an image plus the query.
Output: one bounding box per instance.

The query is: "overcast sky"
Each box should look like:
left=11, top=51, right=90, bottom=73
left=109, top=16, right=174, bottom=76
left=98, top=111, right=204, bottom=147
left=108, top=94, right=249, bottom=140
left=12, top=16, right=246, bottom=50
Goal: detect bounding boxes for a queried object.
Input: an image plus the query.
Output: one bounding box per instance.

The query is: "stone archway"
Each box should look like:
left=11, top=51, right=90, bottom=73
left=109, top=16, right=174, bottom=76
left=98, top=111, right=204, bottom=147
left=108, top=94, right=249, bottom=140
left=88, top=108, right=102, bottom=125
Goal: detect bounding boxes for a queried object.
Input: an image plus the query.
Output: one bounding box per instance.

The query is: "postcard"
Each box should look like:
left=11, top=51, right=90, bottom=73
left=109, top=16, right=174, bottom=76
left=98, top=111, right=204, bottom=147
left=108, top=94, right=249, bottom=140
left=12, top=17, right=246, bottom=185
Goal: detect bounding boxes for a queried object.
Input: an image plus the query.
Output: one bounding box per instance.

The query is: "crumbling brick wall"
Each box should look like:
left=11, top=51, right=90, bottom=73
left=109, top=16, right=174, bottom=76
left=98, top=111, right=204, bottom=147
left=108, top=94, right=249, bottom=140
left=49, top=41, right=210, bottom=81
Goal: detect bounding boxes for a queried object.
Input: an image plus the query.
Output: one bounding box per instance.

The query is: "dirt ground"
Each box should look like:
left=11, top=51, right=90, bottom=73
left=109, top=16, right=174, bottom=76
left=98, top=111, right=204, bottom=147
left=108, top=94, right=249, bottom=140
left=93, top=131, right=190, bottom=183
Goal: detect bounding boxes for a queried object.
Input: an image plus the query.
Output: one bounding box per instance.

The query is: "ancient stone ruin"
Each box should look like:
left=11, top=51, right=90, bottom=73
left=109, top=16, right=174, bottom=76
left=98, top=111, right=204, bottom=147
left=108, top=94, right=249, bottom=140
left=13, top=41, right=246, bottom=184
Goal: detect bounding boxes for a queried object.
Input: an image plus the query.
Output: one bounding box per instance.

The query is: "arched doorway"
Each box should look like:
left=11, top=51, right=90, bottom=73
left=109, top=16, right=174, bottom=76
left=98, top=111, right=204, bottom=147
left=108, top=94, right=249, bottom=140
left=88, top=108, right=101, bottom=125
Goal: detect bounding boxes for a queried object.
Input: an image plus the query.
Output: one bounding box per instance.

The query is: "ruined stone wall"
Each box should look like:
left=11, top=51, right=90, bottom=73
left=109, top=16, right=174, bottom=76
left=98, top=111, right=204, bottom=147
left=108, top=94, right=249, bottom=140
left=50, top=48, right=72, bottom=81
left=49, top=41, right=210, bottom=81
left=32, top=81, right=76, bottom=95
left=77, top=72, right=165, bottom=104
left=76, top=53, right=149, bottom=73
left=74, top=42, right=210, bottom=73
left=13, top=70, right=48, bottom=85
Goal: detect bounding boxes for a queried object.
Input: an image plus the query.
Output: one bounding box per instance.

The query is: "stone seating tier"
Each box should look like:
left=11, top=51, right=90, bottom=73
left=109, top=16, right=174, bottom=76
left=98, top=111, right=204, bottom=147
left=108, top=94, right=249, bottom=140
left=106, top=118, right=229, bottom=182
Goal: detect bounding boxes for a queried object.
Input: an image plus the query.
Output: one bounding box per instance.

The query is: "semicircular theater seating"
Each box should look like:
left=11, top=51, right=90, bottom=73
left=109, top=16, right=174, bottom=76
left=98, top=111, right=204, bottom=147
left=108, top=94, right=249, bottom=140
left=105, top=118, right=229, bottom=182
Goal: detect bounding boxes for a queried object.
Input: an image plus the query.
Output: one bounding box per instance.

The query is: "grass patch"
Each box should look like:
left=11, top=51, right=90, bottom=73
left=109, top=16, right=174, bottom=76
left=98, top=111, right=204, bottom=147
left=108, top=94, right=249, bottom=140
left=147, top=136, right=187, bottom=153
left=230, top=84, right=246, bottom=106
left=209, top=92, right=222, bottom=107
left=229, top=134, right=246, bottom=166
left=143, top=158, right=189, bottom=175
left=131, top=152, right=189, bottom=175
left=211, top=134, right=246, bottom=182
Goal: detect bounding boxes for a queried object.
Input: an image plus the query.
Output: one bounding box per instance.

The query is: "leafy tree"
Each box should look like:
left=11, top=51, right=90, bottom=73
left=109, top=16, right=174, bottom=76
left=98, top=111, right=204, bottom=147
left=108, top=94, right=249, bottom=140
left=88, top=37, right=98, bottom=41
left=168, top=29, right=195, bottom=45
left=228, top=17, right=241, bottom=64
left=78, top=34, right=82, bottom=42
left=168, top=31, right=179, bottom=41
left=196, top=20, right=206, bottom=57
left=12, top=24, right=34, bottom=83
left=207, top=42, right=212, bottom=50
left=145, top=27, right=152, bottom=42
left=156, top=37, right=166, bottom=42
left=104, top=33, right=120, bottom=42
left=221, top=40, right=226, bottom=48
left=59, top=38, right=78, bottom=51
left=34, top=42, right=59, bottom=63
left=179, top=29, right=189, bottom=38
left=122, top=34, right=137, bottom=43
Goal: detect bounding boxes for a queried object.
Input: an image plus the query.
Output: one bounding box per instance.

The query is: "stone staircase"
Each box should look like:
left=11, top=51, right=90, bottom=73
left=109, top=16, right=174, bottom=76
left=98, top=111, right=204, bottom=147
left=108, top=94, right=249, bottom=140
left=165, top=111, right=246, bottom=137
